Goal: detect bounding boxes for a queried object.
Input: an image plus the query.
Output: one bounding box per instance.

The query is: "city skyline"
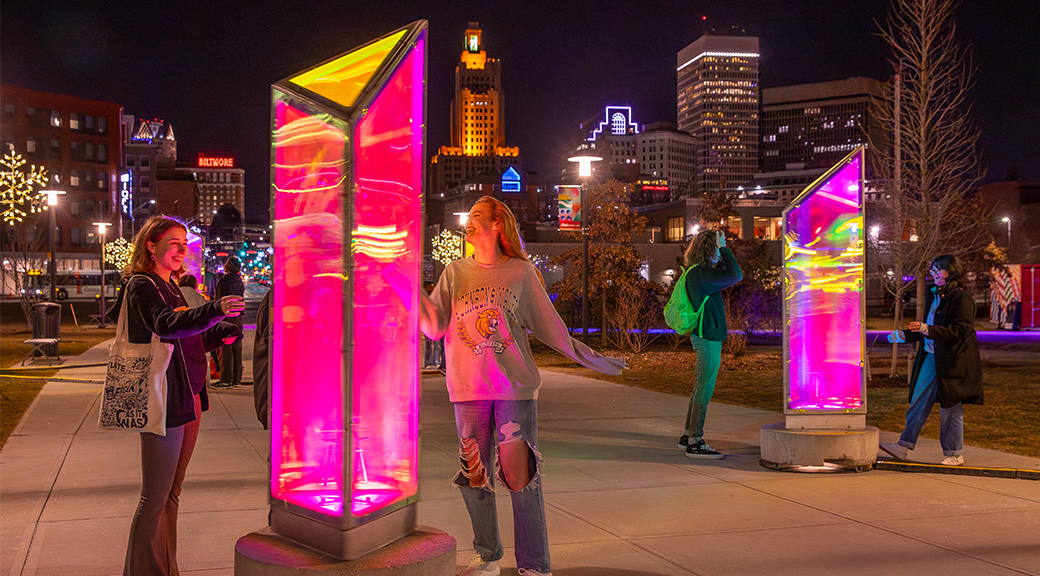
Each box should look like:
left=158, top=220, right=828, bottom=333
left=2, top=1, right=1037, bottom=223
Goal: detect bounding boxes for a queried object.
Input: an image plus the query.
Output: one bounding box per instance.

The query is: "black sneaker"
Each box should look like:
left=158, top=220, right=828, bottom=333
left=678, top=435, right=690, bottom=449
left=685, top=440, right=723, bottom=459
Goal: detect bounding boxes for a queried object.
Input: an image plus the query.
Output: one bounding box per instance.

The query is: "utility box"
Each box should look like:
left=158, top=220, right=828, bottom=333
left=268, top=20, right=427, bottom=560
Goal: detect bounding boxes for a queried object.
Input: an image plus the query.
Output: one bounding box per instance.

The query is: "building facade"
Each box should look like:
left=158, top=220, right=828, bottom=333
left=188, top=155, right=245, bottom=226
left=430, top=22, right=523, bottom=199
left=760, top=77, right=886, bottom=173
left=676, top=34, right=760, bottom=195
left=1, top=85, right=123, bottom=253
left=636, top=122, right=697, bottom=199
left=121, top=114, right=177, bottom=227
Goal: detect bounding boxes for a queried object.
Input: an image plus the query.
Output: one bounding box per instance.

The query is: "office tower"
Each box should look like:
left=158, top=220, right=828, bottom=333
left=430, top=23, right=521, bottom=206
left=676, top=34, right=759, bottom=195
left=760, top=77, right=886, bottom=173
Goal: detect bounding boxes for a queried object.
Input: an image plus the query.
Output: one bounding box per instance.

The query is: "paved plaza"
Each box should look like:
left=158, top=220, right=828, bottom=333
left=2, top=332, right=1039, bottom=575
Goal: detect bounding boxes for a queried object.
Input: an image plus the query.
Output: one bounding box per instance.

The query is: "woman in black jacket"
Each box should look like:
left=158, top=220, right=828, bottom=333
left=881, top=254, right=983, bottom=466
left=215, top=256, right=246, bottom=387
left=110, top=216, right=244, bottom=575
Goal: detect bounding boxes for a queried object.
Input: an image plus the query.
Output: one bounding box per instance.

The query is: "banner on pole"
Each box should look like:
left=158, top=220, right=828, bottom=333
left=558, top=185, right=582, bottom=231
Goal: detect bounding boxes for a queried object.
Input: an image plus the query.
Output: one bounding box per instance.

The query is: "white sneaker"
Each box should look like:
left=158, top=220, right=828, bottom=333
left=879, top=442, right=909, bottom=461
left=518, top=570, right=553, bottom=576
left=940, top=455, right=964, bottom=466
left=460, top=556, right=500, bottom=576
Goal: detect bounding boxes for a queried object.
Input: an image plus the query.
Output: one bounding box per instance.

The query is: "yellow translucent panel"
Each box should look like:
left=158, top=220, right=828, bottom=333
left=290, top=30, right=406, bottom=107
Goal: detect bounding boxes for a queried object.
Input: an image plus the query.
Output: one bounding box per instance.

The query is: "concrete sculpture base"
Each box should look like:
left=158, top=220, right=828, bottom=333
left=235, top=525, right=456, bottom=576
left=760, top=422, right=879, bottom=472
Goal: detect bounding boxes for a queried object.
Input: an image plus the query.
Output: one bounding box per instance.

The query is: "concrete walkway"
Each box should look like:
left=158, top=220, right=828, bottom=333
left=2, top=334, right=1039, bottom=576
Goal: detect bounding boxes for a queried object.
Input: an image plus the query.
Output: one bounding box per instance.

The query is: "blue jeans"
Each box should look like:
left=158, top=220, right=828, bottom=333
left=899, top=352, right=964, bottom=456
left=685, top=335, right=723, bottom=440
left=453, top=400, right=550, bottom=572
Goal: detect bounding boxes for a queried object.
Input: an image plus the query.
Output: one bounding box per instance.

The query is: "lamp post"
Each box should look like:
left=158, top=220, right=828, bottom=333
left=93, top=222, right=109, bottom=328
left=41, top=190, right=66, bottom=302
left=453, top=211, right=469, bottom=259
left=1002, top=216, right=1011, bottom=249
left=567, top=147, right=602, bottom=342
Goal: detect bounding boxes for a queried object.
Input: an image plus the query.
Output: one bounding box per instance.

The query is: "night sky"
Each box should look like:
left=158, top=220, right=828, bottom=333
left=3, top=1, right=1037, bottom=223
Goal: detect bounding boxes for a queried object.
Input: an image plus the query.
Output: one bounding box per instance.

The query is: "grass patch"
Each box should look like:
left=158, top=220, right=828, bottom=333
left=1, top=319, right=115, bottom=448
left=532, top=339, right=1040, bottom=459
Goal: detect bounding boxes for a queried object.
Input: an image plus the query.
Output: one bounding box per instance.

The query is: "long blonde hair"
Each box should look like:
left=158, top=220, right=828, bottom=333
left=125, top=216, right=188, bottom=281
left=473, top=196, right=544, bottom=285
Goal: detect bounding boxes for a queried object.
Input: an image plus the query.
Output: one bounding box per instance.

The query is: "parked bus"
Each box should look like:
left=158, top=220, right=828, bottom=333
left=23, top=270, right=121, bottom=300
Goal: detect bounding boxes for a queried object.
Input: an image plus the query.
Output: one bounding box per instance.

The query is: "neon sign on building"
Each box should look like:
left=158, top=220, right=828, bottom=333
left=587, top=106, right=640, bottom=141
left=197, top=154, right=235, bottom=168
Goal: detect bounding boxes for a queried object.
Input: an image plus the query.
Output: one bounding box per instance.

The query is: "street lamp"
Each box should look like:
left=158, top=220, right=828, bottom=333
left=93, top=222, right=109, bottom=328
left=1002, top=216, right=1011, bottom=248
left=567, top=147, right=603, bottom=342
left=454, top=212, right=469, bottom=258
left=41, top=190, right=66, bottom=302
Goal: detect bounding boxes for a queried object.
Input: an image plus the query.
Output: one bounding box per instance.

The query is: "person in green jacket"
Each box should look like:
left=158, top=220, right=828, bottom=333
left=679, top=229, right=743, bottom=458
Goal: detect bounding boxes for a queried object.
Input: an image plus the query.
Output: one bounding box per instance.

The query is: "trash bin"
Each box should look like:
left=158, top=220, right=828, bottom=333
left=32, top=302, right=61, bottom=356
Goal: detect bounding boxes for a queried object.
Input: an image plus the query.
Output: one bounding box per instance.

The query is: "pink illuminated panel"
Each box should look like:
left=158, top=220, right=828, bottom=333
left=183, top=228, right=204, bottom=284
left=271, top=93, right=348, bottom=516
left=269, top=32, right=424, bottom=521
left=348, top=33, right=424, bottom=517
left=783, top=150, right=865, bottom=412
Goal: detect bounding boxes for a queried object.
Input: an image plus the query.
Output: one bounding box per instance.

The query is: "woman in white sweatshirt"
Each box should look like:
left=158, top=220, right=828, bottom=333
left=420, top=196, right=626, bottom=576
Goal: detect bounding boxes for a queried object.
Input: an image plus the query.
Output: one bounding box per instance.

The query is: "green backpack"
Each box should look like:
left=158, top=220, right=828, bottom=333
left=664, top=265, right=709, bottom=337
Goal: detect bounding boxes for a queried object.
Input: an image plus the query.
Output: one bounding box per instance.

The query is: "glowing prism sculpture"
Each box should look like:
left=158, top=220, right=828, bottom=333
left=269, top=20, right=426, bottom=560
left=782, top=148, right=866, bottom=425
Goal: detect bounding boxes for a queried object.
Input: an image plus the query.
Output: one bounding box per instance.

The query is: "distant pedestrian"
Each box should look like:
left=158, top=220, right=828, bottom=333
left=109, top=216, right=243, bottom=576
left=423, top=281, right=444, bottom=370
left=253, top=288, right=272, bottom=429
left=679, top=229, right=742, bottom=459
left=177, top=274, right=208, bottom=309
left=417, top=196, right=627, bottom=576
left=215, top=257, right=245, bottom=388
left=881, top=254, right=982, bottom=466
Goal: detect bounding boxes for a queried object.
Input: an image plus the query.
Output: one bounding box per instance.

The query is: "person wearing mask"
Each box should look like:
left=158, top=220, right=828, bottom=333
left=417, top=196, right=627, bottom=576
left=109, top=216, right=243, bottom=575
left=880, top=254, right=982, bottom=466
left=678, top=229, right=743, bottom=459
left=215, top=257, right=245, bottom=388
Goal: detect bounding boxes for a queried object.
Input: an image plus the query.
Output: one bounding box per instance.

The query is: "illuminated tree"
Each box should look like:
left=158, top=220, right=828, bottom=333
left=0, top=152, right=49, bottom=224
left=1, top=152, right=50, bottom=328
left=105, top=237, right=134, bottom=271
left=431, top=229, right=463, bottom=265
left=550, top=179, right=662, bottom=350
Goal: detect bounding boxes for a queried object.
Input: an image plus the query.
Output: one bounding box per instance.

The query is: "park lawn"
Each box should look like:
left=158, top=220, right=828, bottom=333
left=531, top=340, right=1040, bottom=459
left=0, top=322, right=115, bottom=448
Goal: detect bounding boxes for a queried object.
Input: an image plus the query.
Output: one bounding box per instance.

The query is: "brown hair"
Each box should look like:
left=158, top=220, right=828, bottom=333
left=472, top=196, right=544, bottom=285
left=125, top=216, right=188, bottom=280
left=683, top=228, right=718, bottom=267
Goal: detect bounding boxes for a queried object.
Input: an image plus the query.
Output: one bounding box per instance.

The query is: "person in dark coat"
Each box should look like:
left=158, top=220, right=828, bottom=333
left=215, top=257, right=246, bottom=387
left=678, top=229, right=743, bottom=459
left=109, top=216, right=244, bottom=575
left=252, top=288, right=271, bottom=429
left=881, top=254, right=983, bottom=466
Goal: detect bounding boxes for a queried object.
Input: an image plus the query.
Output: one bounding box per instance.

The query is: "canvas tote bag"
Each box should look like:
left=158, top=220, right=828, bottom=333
left=98, top=275, right=174, bottom=435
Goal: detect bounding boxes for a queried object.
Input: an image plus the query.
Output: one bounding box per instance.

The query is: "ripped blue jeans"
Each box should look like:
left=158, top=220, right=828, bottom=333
left=453, top=400, right=550, bottom=573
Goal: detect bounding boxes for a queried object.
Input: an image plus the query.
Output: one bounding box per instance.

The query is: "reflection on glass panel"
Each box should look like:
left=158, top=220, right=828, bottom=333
left=184, top=228, right=204, bottom=282
left=784, top=151, right=864, bottom=412
left=272, top=92, right=348, bottom=517
left=348, top=33, right=424, bottom=517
